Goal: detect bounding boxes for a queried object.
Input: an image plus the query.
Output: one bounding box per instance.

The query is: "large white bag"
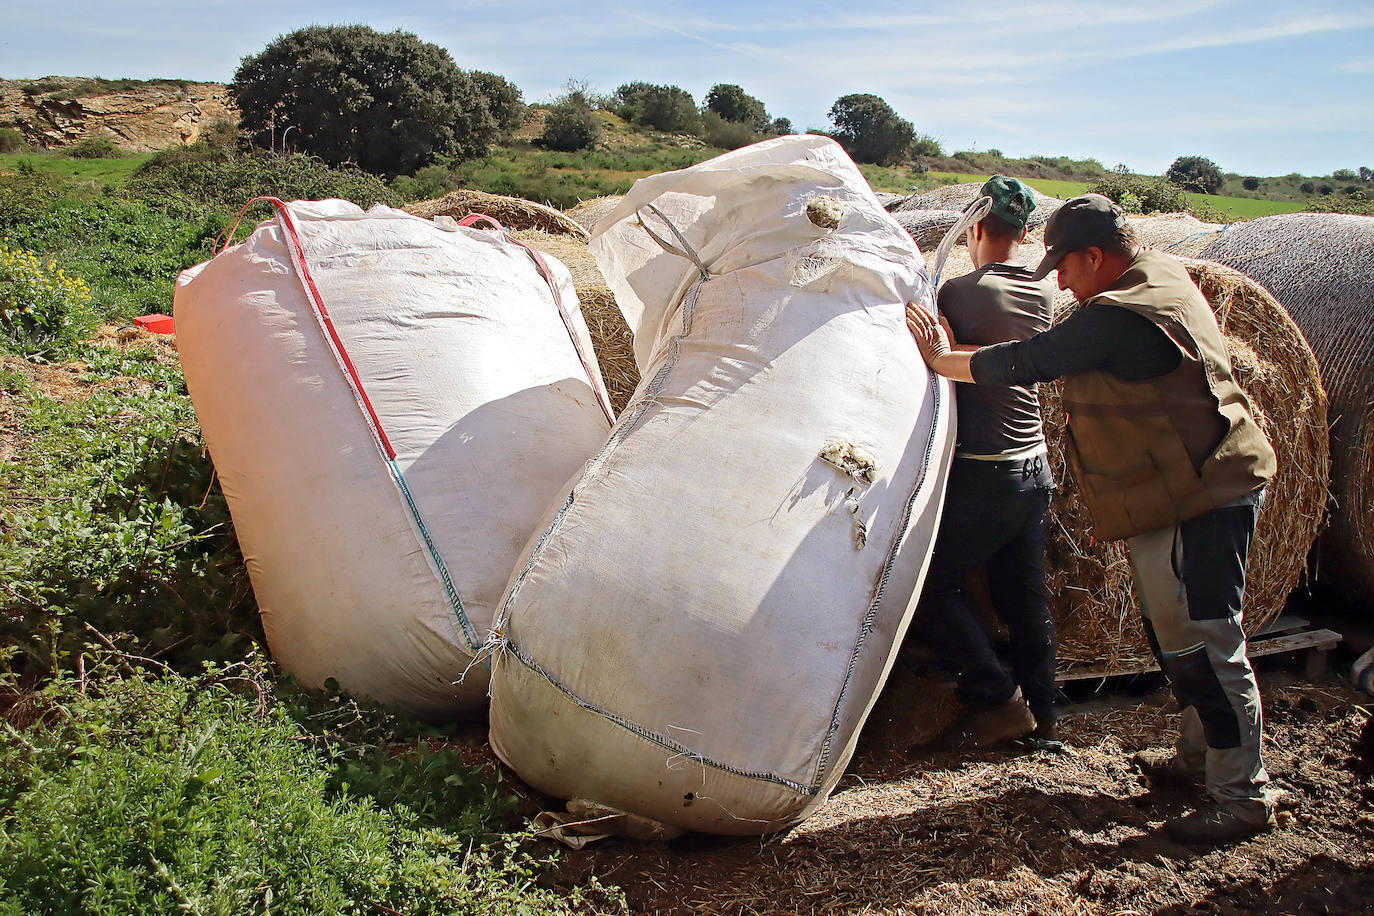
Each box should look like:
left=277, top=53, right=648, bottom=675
left=489, top=137, right=956, bottom=833
left=174, top=200, right=613, bottom=719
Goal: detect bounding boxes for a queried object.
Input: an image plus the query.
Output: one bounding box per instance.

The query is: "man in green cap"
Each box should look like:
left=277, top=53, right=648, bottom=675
left=906, top=175, right=1060, bottom=747
left=906, top=193, right=1277, bottom=846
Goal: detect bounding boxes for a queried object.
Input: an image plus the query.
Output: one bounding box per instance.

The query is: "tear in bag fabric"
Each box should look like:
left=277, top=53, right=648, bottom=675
left=175, top=199, right=612, bottom=718
left=489, top=137, right=957, bottom=833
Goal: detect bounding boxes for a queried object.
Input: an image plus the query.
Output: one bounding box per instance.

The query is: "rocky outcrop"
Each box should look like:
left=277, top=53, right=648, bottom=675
left=0, top=78, right=237, bottom=151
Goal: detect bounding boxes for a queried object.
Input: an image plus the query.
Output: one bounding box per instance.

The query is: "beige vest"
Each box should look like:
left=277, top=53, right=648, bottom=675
left=1062, top=250, right=1276, bottom=540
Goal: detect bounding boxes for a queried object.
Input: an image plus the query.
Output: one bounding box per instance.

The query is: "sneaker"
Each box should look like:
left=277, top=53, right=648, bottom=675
left=1019, top=720, right=1068, bottom=753
left=1132, top=749, right=1205, bottom=786
left=1164, top=801, right=1275, bottom=846
left=957, top=696, right=1036, bottom=747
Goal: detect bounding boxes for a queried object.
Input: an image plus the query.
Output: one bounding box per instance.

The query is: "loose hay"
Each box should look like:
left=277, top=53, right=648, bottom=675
left=929, top=252, right=1328, bottom=671
left=508, top=229, right=639, bottom=416
left=405, top=189, right=590, bottom=239
left=1201, top=213, right=1374, bottom=607
left=893, top=209, right=963, bottom=252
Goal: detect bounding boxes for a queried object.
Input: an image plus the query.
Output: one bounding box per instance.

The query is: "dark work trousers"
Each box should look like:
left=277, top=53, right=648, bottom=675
left=913, top=453, right=1056, bottom=726
left=1129, top=492, right=1269, bottom=808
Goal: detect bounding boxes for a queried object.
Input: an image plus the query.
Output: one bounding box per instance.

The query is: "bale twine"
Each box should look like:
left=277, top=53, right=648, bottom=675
left=405, top=189, right=589, bottom=239
left=1128, top=212, right=1227, bottom=258
left=566, top=195, right=625, bottom=234
left=928, top=250, right=1328, bottom=670
left=1201, top=213, right=1374, bottom=606
left=508, top=230, right=639, bottom=416
left=889, top=181, right=1063, bottom=228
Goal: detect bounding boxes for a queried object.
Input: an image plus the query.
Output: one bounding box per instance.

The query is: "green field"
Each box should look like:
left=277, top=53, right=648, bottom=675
left=0, top=152, right=152, bottom=188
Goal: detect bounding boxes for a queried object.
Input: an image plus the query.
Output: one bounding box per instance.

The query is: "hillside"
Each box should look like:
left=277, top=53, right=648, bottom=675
left=0, top=76, right=234, bottom=151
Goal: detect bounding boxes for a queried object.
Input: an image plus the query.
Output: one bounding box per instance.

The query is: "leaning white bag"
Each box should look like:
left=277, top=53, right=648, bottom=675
left=174, top=199, right=613, bottom=719
left=489, top=137, right=956, bottom=834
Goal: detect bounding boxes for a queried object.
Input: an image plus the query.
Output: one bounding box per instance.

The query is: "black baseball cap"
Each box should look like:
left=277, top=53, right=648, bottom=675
left=1029, top=193, right=1128, bottom=280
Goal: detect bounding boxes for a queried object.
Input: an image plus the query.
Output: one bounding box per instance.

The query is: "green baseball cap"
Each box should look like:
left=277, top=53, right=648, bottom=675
left=977, top=175, right=1036, bottom=230
left=1028, top=193, right=1128, bottom=280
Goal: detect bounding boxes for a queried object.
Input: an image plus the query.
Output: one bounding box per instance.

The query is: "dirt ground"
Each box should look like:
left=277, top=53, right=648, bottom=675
left=533, top=663, right=1374, bottom=915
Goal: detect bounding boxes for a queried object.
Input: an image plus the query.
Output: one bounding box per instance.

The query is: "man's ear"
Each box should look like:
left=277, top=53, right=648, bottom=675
left=1084, top=246, right=1105, bottom=270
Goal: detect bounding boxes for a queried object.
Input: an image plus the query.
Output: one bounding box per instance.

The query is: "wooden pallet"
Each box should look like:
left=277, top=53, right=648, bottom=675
left=1056, top=614, right=1342, bottom=685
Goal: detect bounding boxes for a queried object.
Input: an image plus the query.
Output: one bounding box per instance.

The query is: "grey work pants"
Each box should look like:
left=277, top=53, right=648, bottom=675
left=1126, top=495, right=1269, bottom=809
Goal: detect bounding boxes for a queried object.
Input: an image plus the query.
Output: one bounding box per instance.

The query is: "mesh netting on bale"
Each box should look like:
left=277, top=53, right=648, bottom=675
left=893, top=209, right=963, bottom=252
left=930, top=251, right=1328, bottom=671
left=1201, top=213, right=1374, bottom=606
left=405, top=189, right=589, bottom=239
left=889, top=181, right=1063, bottom=228
left=509, top=229, right=639, bottom=416
left=1128, top=213, right=1227, bottom=258
left=566, top=195, right=624, bottom=234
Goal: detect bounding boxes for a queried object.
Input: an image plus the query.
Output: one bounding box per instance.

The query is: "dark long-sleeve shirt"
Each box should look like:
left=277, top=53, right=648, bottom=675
left=969, top=302, right=1181, bottom=387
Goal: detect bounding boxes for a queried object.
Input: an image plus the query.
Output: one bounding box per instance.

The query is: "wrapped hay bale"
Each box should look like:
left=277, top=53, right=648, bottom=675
left=1128, top=212, right=1226, bottom=258
left=175, top=200, right=613, bottom=718
left=1201, top=213, right=1374, bottom=605
left=489, top=136, right=956, bottom=834
left=405, top=189, right=589, bottom=239
left=893, top=209, right=963, bottom=252
left=509, top=229, right=639, bottom=415
left=1039, top=258, right=1328, bottom=669
left=566, top=195, right=625, bottom=233
left=890, top=181, right=1063, bottom=228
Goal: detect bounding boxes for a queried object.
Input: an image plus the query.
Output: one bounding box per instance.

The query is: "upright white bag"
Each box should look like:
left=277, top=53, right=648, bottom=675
left=174, top=200, right=613, bottom=719
left=489, top=137, right=956, bottom=833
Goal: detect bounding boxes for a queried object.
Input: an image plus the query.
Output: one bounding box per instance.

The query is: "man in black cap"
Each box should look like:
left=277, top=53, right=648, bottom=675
left=906, top=193, right=1277, bottom=846
left=908, top=176, right=1059, bottom=748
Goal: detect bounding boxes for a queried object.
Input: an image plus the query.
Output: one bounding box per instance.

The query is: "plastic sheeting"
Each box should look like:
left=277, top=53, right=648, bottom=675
left=174, top=199, right=612, bottom=719
left=488, top=137, right=957, bottom=834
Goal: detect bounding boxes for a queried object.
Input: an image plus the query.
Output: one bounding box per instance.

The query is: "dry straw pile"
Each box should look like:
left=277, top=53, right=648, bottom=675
left=508, top=229, right=640, bottom=416
left=930, top=249, right=1329, bottom=671
left=1202, top=213, right=1374, bottom=607
left=405, top=189, right=589, bottom=239
left=566, top=195, right=625, bottom=234
left=890, top=181, right=1063, bottom=228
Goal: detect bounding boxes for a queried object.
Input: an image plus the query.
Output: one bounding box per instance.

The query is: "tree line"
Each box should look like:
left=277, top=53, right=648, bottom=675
left=230, top=24, right=935, bottom=177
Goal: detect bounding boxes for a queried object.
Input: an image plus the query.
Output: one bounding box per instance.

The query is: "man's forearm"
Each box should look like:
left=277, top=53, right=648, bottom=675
left=927, top=349, right=976, bottom=383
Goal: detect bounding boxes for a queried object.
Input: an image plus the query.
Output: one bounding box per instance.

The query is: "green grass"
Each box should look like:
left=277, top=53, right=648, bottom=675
left=1181, top=192, right=1306, bottom=220
left=0, top=153, right=153, bottom=192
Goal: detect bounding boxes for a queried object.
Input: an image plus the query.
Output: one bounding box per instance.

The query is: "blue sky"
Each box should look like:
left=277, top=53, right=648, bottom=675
left=4, top=0, right=1372, bottom=176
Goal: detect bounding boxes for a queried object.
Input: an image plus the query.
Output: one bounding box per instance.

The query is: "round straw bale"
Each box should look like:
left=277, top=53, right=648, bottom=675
left=889, top=181, right=1063, bottom=228
left=1201, top=213, right=1374, bottom=606
left=1128, top=212, right=1227, bottom=258
left=924, top=250, right=1328, bottom=671
left=508, top=229, right=639, bottom=416
left=566, top=195, right=625, bottom=234
left=405, top=189, right=589, bottom=239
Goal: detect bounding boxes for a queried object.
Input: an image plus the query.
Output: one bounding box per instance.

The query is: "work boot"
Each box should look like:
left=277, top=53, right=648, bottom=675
left=1164, top=801, right=1275, bottom=846
left=1020, top=719, right=1067, bottom=753
left=1132, top=748, right=1205, bottom=786
left=957, top=695, right=1036, bottom=747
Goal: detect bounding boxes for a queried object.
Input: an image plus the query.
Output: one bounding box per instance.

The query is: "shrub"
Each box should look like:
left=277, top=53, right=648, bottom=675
left=1332, top=168, right=1357, bottom=181
left=1301, top=181, right=1316, bottom=194
left=0, top=169, right=61, bottom=232
left=542, top=91, right=602, bottom=152
left=1308, top=191, right=1374, bottom=215
left=230, top=25, right=523, bottom=175
left=771, top=116, right=793, bottom=136
left=703, top=84, right=770, bottom=132
left=124, top=150, right=401, bottom=216
left=1242, top=176, right=1261, bottom=191
left=0, top=128, right=29, bottom=154
left=0, top=663, right=592, bottom=915
left=828, top=93, right=914, bottom=165
left=613, top=82, right=699, bottom=133
left=700, top=111, right=757, bottom=150
left=911, top=133, right=943, bottom=158
left=1089, top=171, right=1189, bottom=214
left=64, top=137, right=120, bottom=159
left=1165, top=155, right=1223, bottom=194
left=0, top=241, right=94, bottom=352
